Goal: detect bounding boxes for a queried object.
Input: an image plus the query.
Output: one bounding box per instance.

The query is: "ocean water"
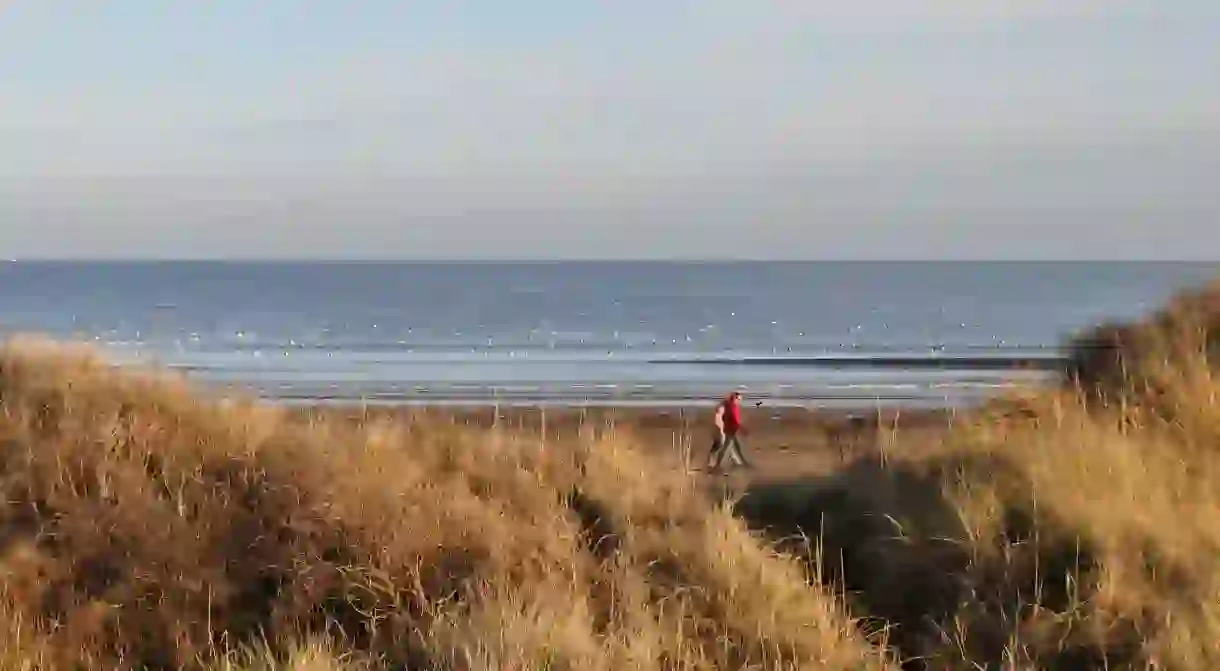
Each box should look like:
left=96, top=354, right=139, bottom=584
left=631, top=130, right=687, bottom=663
left=0, top=261, right=1214, bottom=408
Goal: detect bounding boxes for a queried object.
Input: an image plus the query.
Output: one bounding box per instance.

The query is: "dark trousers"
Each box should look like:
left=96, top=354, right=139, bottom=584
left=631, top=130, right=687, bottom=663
left=707, top=431, right=750, bottom=469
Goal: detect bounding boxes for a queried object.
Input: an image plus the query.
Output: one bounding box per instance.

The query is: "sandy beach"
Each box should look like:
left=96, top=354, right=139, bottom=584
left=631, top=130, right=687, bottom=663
left=295, top=402, right=960, bottom=482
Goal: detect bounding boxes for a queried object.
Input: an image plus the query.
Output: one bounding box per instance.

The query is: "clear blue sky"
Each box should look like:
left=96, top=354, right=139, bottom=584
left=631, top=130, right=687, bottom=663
left=1, top=1, right=1217, bottom=259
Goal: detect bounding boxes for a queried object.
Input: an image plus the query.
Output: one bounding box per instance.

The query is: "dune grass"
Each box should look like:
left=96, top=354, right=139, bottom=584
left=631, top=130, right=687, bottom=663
left=738, top=280, right=1220, bottom=670
left=0, top=339, right=885, bottom=670
left=2, top=280, right=1220, bottom=669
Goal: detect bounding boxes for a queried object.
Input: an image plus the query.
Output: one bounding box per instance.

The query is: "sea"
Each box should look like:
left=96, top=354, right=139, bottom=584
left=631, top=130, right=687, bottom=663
left=0, top=261, right=1214, bottom=409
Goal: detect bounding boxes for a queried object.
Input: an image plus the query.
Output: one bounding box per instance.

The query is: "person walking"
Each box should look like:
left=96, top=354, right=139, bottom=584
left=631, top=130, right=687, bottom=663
left=706, top=391, right=752, bottom=472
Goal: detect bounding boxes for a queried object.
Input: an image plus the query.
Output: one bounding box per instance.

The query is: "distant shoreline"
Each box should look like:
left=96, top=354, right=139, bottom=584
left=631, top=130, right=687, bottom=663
left=649, top=353, right=1066, bottom=371
left=176, top=357, right=1059, bottom=410
left=270, top=395, right=981, bottom=410
left=257, top=379, right=1044, bottom=410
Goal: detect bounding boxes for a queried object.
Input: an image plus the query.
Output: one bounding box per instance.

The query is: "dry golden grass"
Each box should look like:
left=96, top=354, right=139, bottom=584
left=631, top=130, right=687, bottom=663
left=4, top=279, right=1220, bottom=670
left=0, top=336, right=885, bottom=670
left=739, top=280, right=1220, bottom=670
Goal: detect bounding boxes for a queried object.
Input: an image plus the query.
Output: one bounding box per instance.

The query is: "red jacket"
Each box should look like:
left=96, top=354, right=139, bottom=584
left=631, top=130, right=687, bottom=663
left=720, top=396, right=742, bottom=433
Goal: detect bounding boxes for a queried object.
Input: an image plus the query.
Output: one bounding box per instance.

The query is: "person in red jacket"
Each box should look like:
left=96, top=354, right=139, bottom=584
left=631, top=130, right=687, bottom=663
left=706, top=391, right=752, bottom=472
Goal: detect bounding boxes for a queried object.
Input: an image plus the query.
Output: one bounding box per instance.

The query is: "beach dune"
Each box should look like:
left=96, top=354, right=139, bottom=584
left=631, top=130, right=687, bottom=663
left=0, top=279, right=1217, bottom=669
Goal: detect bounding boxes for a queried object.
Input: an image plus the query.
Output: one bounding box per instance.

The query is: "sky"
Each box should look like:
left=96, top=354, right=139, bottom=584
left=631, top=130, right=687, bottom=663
left=1, top=1, right=1218, bottom=259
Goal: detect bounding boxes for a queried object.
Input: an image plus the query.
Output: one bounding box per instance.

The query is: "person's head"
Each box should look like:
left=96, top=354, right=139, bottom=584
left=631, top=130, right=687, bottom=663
left=727, top=391, right=742, bottom=404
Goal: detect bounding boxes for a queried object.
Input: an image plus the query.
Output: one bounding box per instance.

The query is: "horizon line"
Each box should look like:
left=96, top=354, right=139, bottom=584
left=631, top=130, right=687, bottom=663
left=2, top=258, right=1214, bottom=264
